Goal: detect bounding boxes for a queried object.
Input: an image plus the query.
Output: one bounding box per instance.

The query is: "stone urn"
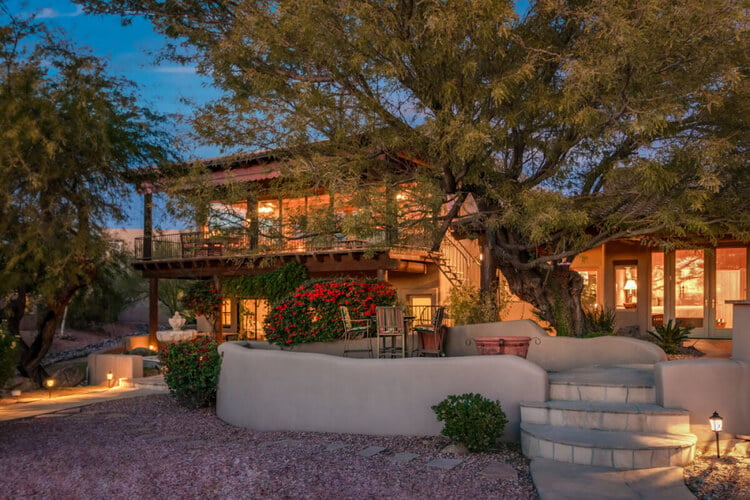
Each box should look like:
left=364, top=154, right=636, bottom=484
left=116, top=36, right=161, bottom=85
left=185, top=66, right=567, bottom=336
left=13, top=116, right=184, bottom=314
left=168, top=311, right=187, bottom=331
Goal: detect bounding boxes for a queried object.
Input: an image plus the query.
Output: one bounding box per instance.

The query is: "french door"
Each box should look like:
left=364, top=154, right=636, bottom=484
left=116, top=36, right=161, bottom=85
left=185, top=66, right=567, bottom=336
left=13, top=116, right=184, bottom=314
left=652, top=248, right=747, bottom=338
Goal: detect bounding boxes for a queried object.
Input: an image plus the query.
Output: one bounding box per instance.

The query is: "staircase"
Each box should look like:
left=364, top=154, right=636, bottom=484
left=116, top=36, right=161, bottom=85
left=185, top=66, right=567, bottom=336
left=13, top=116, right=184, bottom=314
left=520, top=365, right=697, bottom=469
left=432, top=235, right=475, bottom=287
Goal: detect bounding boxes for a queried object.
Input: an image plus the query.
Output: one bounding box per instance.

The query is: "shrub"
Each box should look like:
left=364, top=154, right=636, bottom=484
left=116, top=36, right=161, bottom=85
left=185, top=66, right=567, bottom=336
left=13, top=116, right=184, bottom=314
left=182, top=281, right=223, bottom=320
left=583, top=307, right=616, bottom=337
left=160, top=336, right=222, bottom=408
left=264, top=278, right=397, bottom=347
left=432, top=393, right=508, bottom=452
left=647, top=319, right=693, bottom=354
left=0, top=323, right=17, bottom=389
left=447, top=284, right=507, bottom=325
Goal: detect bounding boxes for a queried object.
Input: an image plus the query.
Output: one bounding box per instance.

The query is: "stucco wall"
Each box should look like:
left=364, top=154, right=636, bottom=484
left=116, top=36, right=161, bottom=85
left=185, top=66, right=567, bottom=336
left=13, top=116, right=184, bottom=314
left=217, top=342, right=548, bottom=441
left=656, top=359, right=750, bottom=441
left=446, top=320, right=666, bottom=371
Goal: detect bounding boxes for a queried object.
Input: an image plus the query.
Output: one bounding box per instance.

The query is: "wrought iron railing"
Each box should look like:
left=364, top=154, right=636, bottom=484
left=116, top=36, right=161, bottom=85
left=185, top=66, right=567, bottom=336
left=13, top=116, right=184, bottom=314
left=134, top=227, right=432, bottom=260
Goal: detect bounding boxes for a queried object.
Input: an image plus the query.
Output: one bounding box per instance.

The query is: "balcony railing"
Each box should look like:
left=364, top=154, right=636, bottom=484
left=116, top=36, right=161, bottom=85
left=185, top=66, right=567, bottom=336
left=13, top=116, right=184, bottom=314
left=135, top=228, right=432, bottom=260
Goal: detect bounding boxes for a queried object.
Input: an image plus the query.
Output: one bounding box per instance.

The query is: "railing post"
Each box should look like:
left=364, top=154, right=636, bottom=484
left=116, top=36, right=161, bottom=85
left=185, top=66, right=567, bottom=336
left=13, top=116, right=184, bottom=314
left=143, top=192, right=153, bottom=260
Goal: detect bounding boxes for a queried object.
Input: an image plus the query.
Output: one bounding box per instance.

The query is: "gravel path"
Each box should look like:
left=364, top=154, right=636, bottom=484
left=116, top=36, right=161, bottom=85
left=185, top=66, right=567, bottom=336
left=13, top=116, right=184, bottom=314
left=0, top=395, right=537, bottom=499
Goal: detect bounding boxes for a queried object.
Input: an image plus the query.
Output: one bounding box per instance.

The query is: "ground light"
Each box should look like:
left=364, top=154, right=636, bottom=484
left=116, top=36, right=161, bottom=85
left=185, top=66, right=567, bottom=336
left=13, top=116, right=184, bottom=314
left=709, top=411, right=723, bottom=458
left=11, top=389, right=21, bottom=402
left=45, top=378, right=55, bottom=399
left=107, top=371, right=114, bottom=388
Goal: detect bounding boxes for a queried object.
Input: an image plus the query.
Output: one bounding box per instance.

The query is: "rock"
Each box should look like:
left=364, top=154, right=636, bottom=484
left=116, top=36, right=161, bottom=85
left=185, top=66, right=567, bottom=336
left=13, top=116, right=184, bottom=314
left=440, top=443, right=469, bottom=456
left=5, top=376, right=38, bottom=393
left=128, top=347, right=156, bottom=356
left=50, top=364, right=86, bottom=387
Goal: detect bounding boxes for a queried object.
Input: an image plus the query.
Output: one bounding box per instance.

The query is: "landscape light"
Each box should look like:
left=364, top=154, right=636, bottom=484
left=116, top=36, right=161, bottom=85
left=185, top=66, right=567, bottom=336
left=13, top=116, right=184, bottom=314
left=45, top=378, right=55, bottom=399
left=709, top=411, right=723, bottom=458
left=107, top=371, right=114, bottom=388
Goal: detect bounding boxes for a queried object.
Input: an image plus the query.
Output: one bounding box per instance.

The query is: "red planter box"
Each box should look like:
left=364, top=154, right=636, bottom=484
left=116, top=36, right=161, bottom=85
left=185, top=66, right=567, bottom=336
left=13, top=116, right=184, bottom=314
left=474, top=336, right=531, bottom=358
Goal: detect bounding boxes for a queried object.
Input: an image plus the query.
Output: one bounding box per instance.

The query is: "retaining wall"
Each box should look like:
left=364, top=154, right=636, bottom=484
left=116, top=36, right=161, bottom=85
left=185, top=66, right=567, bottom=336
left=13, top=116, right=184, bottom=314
left=217, top=342, right=548, bottom=441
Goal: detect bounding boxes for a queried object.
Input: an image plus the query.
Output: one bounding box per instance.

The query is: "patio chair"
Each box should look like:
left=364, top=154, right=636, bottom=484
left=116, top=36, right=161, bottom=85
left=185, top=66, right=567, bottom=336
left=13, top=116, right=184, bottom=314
left=340, top=306, right=373, bottom=358
left=412, top=306, right=446, bottom=357
left=375, top=306, right=405, bottom=358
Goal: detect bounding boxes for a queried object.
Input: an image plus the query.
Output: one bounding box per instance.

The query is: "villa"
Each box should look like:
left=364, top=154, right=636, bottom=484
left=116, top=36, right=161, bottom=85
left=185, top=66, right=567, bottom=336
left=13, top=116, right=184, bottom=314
left=132, top=150, right=748, bottom=343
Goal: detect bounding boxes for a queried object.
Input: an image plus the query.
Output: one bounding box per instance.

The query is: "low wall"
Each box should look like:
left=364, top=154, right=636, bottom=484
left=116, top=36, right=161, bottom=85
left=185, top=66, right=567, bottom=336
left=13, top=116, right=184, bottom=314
left=217, top=342, right=548, bottom=441
left=87, top=354, right=143, bottom=385
left=446, top=320, right=666, bottom=371
left=656, top=359, right=750, bottom=441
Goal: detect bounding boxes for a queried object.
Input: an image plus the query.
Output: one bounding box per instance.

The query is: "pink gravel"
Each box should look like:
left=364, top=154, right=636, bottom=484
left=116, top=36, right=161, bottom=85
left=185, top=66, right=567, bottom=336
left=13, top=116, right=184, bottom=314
left=0, top=395, right=537, bottom=499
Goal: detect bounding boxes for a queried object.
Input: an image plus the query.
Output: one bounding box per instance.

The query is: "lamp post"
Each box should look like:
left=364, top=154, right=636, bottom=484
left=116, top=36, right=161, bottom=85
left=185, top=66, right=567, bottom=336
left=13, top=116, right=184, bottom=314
left=45, top=378, right=55, bottom=399
left=709, top=411, right=723, bottom=458
left=106, top=370, right=114, bottom=388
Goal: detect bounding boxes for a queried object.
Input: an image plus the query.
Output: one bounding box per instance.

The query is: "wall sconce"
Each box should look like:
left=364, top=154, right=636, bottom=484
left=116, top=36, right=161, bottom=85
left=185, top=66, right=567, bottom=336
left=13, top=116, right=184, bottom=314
left=149, top=344, right=156, bottom=352
left=709, top=411, right=723, bottom=458
left=107, top=371, right=114, bottom=388
left=45, top=378, right=55, bottom=399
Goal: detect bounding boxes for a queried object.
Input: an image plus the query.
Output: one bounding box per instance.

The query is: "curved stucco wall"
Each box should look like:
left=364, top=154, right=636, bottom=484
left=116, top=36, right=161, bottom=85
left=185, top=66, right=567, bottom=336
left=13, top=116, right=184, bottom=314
left=656, top=359, right=750, bottom=442
left=446, top=320, right=666, bottom=371
left=217, top=342, right=548, bottom=441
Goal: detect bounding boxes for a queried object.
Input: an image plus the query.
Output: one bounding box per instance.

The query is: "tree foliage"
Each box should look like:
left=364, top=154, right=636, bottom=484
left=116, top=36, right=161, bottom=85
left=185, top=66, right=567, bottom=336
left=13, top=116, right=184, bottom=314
left=81, top=0, right=750, bottom=334
left=0, top=13, right=174, bottom=384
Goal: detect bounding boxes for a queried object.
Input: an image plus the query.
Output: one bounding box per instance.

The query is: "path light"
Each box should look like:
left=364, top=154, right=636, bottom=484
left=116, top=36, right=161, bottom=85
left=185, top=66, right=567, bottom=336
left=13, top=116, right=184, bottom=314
left=11, top=389, right=21, bottom=402
left=149, top=344, right=156, bottom=352
left=45, top=378, right=55, bottom=399
left=106, top=371, right=114, bottom=388
left=709, top=411, right=723, bottom=458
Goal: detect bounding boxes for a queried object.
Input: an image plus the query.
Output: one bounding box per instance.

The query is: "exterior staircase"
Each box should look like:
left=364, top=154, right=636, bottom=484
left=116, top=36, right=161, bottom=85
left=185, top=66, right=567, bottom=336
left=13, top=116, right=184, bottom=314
left=520, top=365, right=698, bottom=469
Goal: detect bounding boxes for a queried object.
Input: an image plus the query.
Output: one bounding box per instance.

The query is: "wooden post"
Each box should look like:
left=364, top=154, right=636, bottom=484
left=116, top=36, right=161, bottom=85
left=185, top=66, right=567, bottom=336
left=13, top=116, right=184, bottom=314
left=143, top=192, right=153, bottom=260
left=148, top=278, right=159, bottom=347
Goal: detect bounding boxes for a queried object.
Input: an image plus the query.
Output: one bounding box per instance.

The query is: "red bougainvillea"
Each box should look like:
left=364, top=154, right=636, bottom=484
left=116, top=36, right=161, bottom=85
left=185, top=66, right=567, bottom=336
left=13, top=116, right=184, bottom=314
left=264, top=278, right=397, bottom=347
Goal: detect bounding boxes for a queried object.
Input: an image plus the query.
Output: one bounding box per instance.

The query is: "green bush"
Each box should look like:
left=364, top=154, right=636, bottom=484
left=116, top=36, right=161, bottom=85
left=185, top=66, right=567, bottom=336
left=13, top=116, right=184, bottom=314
left=447, top=284, right=506, bottom=325
left=583, top=307, right=616, bottom=337
left=0, top=323, right=17, bottom=389
left=647, top=319, right=693, bottom=354
left=432, top=393, right=508, bottom=452
left=264, top=278, right=397, bottom=347
left=160, top=336, right=222, bottom=408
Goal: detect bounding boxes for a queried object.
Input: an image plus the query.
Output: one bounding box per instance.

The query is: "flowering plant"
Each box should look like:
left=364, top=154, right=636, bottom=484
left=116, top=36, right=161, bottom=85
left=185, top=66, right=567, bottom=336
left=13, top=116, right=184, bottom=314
left=264, top=278, right=397, bottom=347
left=160, top=336, right=222, bottom=408
left=181, top=281, right=223, bottom=320
left=0, top=323, right=17, bottom=390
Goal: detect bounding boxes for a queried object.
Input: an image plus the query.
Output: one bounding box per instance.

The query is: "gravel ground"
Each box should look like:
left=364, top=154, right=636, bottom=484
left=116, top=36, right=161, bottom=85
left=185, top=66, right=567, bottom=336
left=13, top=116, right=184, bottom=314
left=0, top=395, right=537, bottom=499
left=684, top=444, right=750, bottom=499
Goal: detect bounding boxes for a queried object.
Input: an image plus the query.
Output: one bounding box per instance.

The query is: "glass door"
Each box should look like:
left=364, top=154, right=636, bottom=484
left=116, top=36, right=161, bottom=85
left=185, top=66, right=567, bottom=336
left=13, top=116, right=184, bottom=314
left=709, top=248, right=747, bottom=337
left=674, top=250, right=705, bottom=336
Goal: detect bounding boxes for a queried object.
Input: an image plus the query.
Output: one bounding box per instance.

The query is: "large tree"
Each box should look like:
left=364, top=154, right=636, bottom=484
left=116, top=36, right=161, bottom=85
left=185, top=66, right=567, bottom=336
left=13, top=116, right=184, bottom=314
left=82, top=0, right=750, bottom=335
left=0, top=14, right=173, bottom=385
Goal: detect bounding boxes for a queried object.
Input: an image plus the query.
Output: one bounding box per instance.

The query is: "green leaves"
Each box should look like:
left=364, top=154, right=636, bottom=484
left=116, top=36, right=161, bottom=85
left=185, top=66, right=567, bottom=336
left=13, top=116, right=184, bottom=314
left=432, top=393, right=508, bottom=453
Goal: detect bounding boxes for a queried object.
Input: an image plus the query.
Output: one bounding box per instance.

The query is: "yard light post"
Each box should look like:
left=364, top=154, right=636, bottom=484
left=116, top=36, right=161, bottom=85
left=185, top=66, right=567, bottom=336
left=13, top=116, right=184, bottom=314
left=45, top=378, right=55, bottom=399
left=106, top=370, right=114, bottom=388
left=709, top=411, right=723, bottom=458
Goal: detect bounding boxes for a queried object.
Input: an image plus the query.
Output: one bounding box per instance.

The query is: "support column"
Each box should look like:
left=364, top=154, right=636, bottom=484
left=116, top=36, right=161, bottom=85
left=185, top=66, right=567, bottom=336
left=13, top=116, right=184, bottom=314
left=148, top=278, right=159, bottom=347
left=730, top=300, right=750, bottom=361
left=143, top=192, right=153, bottom=260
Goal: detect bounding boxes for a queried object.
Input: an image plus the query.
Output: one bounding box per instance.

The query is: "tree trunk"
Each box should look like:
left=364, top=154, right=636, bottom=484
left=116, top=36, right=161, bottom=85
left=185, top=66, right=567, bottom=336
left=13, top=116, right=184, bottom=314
left=2, top=286, right=27, bottom=336
left=497, top=261, right=585, bottom=336
left=17, top=285, right=82, bottom=386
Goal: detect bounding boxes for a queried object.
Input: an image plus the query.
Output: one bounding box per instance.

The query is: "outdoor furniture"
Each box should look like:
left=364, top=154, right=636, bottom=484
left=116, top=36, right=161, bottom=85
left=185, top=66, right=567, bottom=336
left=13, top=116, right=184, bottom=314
left=412, top=306, right=445, bottom=357
left=375, top=306, right=405, bottom=358
left=340, top=306, right=373, bottom=358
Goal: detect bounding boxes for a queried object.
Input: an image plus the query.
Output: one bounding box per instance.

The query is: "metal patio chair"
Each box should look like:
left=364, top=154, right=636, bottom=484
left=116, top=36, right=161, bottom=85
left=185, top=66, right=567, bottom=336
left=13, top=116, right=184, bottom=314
left=340, top=306, right=373, bottom=358
left=412, top=306, right=446, bottom=357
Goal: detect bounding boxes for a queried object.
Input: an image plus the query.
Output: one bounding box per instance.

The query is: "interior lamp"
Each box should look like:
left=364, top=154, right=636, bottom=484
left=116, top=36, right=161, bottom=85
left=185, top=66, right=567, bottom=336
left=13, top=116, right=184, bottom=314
left=623, top=279, right=638, bottom=291
left=709, top=411, right=723, bottom=458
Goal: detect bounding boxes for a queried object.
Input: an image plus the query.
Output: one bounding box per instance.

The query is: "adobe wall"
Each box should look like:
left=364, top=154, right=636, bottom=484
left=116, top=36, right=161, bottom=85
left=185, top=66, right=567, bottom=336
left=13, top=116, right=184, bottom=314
left=217, top=342, right=548, bottom=441
left=445, top=320, right=666, bottom=371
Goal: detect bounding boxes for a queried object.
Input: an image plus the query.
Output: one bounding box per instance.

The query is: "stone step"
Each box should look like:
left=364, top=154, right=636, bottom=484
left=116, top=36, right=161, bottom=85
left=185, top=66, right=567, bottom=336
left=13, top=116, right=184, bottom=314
left=131, top=375, right=169, bottom=392
left=548, top=365, right=657, bottom=404
left=520, top=401, right=691, bottom=434
left=521, top=423, right=697, bottom=469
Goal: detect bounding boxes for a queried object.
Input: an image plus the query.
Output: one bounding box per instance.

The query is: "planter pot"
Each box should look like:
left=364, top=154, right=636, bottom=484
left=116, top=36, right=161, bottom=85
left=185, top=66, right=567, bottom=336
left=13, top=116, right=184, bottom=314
left=417, top=329, right=444, bottom=351
left=474, top=336, right=531, bottom=358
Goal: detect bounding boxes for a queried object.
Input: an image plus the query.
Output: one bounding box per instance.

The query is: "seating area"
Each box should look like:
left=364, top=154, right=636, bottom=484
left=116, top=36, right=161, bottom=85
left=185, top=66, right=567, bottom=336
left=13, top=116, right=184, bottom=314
left=339, top=305, right=445, bottom=359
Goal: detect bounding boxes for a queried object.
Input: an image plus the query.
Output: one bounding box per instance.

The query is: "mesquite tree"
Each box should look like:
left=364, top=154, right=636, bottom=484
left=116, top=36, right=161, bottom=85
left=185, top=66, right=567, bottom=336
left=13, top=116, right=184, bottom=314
left=0, top=16, right=173, bottom=385
left=82, top=0, right=750, bottom=335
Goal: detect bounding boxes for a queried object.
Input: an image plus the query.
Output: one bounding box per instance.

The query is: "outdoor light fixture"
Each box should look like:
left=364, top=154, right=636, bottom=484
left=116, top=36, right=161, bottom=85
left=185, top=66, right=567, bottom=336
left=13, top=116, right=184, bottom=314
left=709, top=411, right=723, bottom=458
left=149, top=344, right=156, bottom=352
left=11, top=389, right=21, bottom=402
left=107, top=370, right=114, bottom=388
left=45, top=378, right=55, bottom=399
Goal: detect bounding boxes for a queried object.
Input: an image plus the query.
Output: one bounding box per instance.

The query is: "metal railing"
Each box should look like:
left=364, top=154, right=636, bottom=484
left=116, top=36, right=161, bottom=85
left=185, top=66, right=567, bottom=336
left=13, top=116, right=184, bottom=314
left=135, top=227, right=432, bottom=260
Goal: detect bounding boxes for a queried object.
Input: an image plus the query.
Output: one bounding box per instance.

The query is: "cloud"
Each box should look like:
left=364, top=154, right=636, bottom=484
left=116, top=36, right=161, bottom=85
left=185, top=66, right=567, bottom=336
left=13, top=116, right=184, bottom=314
left=35, top=5, right=84, bottom=19
left=152, top=66, right=198, bottom=75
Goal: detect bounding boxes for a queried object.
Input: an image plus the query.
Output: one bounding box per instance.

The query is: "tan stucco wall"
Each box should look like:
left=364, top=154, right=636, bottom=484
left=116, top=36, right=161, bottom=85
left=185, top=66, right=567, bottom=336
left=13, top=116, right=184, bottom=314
left=656, top=359, right=750, bottom=441
left=217, top=342, right=547, bottom=441
left=87, top=354, right=143, bottom=385
left=446, top=320, right=667, bottom=371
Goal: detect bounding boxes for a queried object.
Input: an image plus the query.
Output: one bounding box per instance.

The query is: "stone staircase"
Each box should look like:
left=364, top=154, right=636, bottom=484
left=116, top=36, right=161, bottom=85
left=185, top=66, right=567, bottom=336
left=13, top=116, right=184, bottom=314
left=520, top=365, right=697, bottom=469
